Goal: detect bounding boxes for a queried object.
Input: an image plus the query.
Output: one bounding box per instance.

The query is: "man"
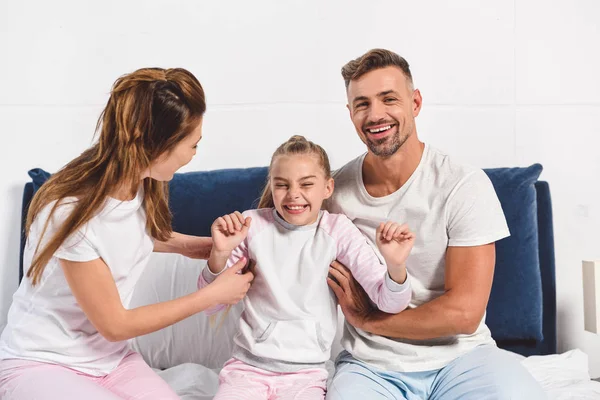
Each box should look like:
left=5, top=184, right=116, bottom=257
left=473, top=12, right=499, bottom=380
left=325, top=49, right=545, bottom=399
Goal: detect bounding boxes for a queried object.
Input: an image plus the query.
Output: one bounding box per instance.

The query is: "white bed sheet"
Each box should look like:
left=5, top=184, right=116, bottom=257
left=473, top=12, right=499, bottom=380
left=521, top=349, right=600, bottom=400
left=155, top=349, right=600, bottom=400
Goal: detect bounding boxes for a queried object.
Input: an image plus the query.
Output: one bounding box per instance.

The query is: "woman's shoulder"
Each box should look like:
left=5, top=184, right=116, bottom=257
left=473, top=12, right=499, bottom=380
left=27, top=197, right=84, bottom=245
left=34, top=197, right=80, bottom=225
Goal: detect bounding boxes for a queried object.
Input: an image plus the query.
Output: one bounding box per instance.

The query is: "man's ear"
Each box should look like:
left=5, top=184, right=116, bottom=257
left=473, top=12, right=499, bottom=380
left=412, top=89, right=423, bottom=117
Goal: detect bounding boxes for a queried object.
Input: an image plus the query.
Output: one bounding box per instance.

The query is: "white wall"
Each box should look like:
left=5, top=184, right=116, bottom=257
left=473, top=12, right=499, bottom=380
left=1, top=0, right=599, bottom=376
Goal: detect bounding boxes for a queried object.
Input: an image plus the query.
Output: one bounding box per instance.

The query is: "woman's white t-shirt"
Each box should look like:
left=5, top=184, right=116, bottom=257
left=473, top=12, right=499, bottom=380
left=0, top=190, right=153, bottom=376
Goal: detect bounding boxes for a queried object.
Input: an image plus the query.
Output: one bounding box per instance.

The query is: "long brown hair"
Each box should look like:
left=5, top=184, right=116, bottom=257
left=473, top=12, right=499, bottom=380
left=26, top=68, right=206, bottom=285
left=257, top=135, right=331, bottom=209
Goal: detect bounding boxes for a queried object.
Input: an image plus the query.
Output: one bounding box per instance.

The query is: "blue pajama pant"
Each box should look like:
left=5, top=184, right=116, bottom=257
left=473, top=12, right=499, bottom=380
left=326, top=345, right=546, bottom=400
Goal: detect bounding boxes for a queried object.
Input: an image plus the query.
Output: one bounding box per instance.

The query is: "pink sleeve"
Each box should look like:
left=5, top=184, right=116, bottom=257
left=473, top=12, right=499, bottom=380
left=323, top=213, right=411, bottom=314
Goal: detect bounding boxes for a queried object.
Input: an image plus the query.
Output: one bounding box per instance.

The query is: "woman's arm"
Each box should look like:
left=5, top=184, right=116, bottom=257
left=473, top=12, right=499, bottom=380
left=154, top=232, right=212, bottom=259
left=61, top=256, right=252, bottom=342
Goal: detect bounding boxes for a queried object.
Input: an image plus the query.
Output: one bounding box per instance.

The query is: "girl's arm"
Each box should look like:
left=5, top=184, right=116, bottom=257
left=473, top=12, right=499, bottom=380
left=60, top=256, right=252, bottom=342
left=197, top=211, right=252, bottom=314
left=328, top=215, right=411, bottom=314
left=154, top=232, right=212, bottom=260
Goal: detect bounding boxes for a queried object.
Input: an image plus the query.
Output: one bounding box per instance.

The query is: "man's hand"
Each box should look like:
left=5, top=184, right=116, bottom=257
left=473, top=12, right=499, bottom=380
left=327, top=260, right=375, bottom=329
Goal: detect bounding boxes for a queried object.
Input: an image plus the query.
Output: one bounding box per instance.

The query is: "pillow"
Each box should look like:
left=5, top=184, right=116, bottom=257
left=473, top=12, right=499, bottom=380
left=484, top=164, right=544, bottom=341
left=169, top=167, right=268, bottom=237
left=28, top=168, right=51, bottom=193
left=129, top=253, right=244, bottom=369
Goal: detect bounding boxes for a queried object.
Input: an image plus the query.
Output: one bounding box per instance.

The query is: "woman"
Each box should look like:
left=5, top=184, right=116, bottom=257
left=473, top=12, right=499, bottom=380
left=0, top=67, right=253, bottom=399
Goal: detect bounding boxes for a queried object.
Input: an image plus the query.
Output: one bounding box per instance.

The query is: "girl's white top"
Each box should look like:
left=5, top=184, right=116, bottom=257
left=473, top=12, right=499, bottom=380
left=199, top=208, right=411, bottom=372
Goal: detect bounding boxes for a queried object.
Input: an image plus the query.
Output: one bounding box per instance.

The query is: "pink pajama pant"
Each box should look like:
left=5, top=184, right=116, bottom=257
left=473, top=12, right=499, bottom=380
left=0, top=351, right=178, bottom=399
left=214, top=358, right=328, bottom=400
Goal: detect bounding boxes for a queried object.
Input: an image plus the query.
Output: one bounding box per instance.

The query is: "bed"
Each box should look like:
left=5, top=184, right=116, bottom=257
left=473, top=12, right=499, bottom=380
left=18, top=165, right=600, bottom=399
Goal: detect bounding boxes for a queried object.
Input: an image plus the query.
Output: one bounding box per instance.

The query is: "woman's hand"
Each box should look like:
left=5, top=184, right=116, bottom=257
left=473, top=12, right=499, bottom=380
left=208, top=257, right=254, bottom=305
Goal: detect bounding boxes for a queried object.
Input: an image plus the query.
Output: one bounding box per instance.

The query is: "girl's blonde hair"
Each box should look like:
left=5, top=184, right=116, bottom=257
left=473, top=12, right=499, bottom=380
left=257, top=135, right=331, bottom=208
left=26, top=67, right=206, bottom=286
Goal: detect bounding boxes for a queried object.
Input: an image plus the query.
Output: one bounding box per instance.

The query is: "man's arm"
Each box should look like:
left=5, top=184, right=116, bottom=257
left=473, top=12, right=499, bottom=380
left=328, top=243, right=495, bottom=340
left=154, top=232, right=212, bottom=259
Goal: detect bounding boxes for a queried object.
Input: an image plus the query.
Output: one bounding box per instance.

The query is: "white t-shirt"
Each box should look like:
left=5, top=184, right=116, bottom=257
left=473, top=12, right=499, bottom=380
left=0, top=190, right=153, bottom=376
left=327, top=144, right=510, bottom=372
left=199, top=208, right=411, bottom=372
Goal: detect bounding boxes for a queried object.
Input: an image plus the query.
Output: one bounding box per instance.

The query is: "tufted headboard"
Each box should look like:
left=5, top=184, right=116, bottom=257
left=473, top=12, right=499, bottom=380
left=18, top=165, right=556, bottom=357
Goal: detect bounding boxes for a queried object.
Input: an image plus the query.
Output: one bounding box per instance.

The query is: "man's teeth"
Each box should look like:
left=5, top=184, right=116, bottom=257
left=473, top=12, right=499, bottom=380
left=287, top=205, right=306, bottom=210
left=368, top=125, right=392, bottom=133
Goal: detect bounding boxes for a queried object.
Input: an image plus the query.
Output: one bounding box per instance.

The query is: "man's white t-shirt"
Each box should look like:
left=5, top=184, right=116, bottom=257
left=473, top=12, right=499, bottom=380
left=327, top=144, right=510, bottom=372
left=0, top=190, right=153, bottom=376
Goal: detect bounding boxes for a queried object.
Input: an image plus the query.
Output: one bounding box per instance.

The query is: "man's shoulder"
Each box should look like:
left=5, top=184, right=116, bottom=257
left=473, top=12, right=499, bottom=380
left=327, top=154, right=366, bottom=212
left=424, top=145, right=485, bottom=189
left=332, top=153, right=364, bottom=186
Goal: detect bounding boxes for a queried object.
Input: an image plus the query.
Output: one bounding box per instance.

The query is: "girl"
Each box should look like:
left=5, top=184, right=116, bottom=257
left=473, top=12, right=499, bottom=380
left=199, top=135, right=414, bottom=399
left=0, top=68, right=253, bottom=399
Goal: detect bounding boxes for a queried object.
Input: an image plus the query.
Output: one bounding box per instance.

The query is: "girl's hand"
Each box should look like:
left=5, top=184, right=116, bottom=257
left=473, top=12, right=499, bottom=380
left=211, top=212, right=251, bottom=253
left=208, top=257, right=254, bottom=305
left=376, top=222, right=415, bottom=281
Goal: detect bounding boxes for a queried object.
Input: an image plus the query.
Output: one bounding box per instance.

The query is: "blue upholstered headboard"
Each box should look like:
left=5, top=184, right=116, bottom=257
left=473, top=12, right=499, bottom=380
left=18, top=165, right=557, bottom=357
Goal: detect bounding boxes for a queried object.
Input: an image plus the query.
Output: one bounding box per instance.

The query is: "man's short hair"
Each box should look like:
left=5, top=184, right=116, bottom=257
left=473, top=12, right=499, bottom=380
left=341, top=49, right=413, bottom=89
